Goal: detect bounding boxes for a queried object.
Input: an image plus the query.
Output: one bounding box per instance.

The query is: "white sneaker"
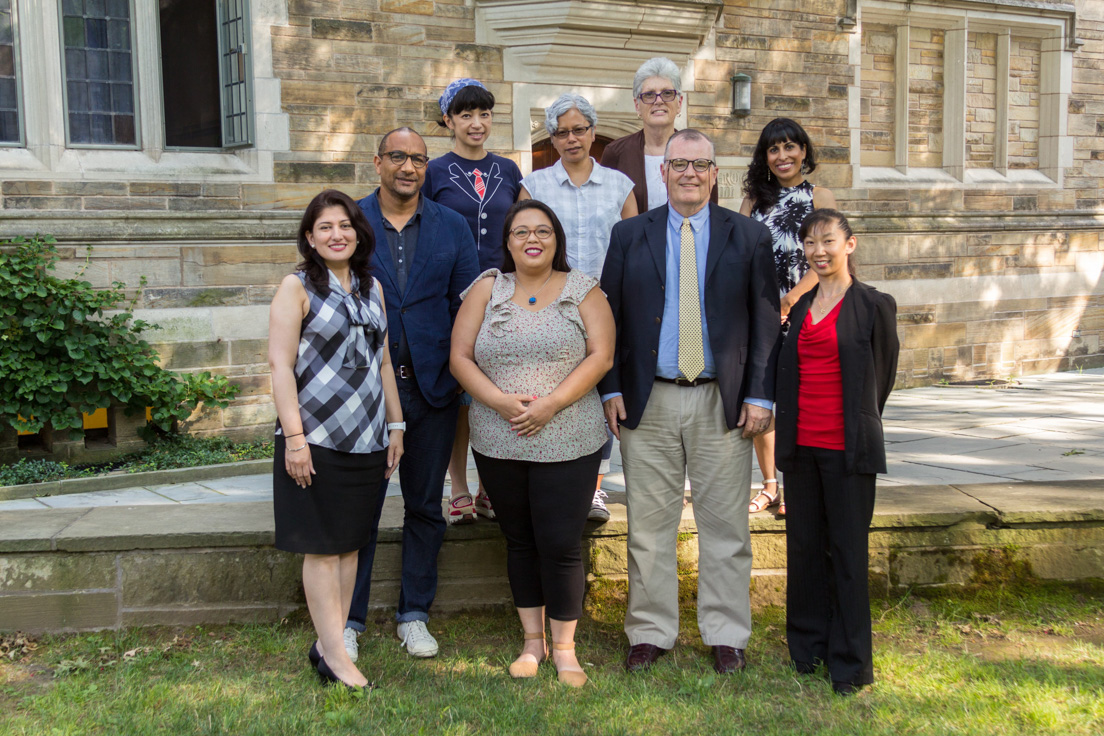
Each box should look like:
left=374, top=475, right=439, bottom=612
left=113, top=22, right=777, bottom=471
left=397, top=620, right=439, bottom=658
left=588, top=489, right=610, bottom=522
left=343, top=627, right=359, bottom=662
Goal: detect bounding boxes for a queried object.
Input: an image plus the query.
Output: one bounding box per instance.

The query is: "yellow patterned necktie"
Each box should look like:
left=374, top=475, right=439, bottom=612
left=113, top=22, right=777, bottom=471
left=678, top=217, right=705, bottom=382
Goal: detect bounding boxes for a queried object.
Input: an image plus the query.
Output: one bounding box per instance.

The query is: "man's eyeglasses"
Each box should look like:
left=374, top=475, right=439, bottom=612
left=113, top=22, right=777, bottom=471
left=637, top=89, right=679, bottom=104
left=379, top=151, right=429, bottom=168
left=509, top=226, right=555, bottom=240
left=665, top=158, right=715, bottom=173
left=550, top=125, right=593, bottom=140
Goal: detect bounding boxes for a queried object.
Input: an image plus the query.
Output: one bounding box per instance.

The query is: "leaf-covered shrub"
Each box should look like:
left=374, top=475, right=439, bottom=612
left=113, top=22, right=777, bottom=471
left=0, top=236, right=239, bottom=437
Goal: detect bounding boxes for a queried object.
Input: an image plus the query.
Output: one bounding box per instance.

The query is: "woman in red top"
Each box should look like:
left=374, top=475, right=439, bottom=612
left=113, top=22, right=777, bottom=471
left=773, top=209, right=899, bottom=696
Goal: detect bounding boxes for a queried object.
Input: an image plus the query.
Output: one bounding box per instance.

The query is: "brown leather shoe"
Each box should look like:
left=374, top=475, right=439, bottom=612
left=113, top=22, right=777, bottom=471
left=711, top=646, right=746, bottom=674
left=625, top=643, right=667, bottom=672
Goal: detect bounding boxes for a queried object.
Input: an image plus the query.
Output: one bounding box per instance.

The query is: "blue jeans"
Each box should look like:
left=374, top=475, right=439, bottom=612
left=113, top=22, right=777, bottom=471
left=346, top=381, right=459, bottom=629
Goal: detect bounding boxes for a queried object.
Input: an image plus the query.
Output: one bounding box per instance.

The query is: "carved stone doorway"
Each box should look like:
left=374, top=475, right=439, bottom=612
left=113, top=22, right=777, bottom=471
left=531, top=134, right=614, bottom=170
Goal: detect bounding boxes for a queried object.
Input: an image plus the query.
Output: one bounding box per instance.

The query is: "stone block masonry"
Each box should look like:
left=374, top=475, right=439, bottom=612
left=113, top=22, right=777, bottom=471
left=1, top=0, right=1103, bottom=443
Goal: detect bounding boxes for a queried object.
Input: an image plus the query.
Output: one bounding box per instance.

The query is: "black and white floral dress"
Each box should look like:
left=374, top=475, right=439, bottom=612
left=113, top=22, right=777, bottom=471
left=752, top=180, right=815, bottom=298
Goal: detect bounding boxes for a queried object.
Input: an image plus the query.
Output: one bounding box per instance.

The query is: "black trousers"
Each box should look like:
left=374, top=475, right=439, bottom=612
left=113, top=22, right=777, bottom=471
left=473, top=449, right=602, bottom=621
left=783, top=445, right=876, bottom=687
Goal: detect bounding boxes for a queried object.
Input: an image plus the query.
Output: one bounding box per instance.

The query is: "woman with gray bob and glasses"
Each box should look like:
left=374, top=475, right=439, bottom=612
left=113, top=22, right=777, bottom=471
left=601, top=56, right=718, bottom=212
left=519, top=92, right=636, bottom=523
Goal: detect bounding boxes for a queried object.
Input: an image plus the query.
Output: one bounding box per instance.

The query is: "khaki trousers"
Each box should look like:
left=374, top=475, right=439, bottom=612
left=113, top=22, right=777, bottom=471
left=621, top=380, right=754, bottom=649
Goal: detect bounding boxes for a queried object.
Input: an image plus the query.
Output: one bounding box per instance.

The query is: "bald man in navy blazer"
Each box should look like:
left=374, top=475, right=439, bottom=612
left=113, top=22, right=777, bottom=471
left=599, top=129, right=780, bottom=675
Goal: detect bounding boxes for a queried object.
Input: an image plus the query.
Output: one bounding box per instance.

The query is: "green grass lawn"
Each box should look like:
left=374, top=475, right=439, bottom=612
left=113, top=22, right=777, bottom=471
left=2, top=580, right=1102, bottom=736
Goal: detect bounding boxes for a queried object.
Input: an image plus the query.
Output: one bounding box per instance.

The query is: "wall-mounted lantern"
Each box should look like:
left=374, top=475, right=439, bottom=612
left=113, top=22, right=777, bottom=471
left=730, top=72, right=752, bottom=117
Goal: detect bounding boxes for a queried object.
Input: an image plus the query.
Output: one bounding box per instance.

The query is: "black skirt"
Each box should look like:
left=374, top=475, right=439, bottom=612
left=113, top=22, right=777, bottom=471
left=272, top=433, right=387, bottom=554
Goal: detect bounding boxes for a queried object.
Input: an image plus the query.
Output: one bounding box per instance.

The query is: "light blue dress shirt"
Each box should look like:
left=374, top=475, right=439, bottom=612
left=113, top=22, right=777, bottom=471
left=603, top=204, right=771, bottom=411
left=656, top=204, right=714, bottom=379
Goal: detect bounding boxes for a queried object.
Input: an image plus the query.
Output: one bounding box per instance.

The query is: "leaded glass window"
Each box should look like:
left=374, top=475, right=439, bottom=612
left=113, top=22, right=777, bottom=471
left=217, top=0, right=252, bottom=147
left=0, top=0, right=18, bottom=144
left=61, top=0, right=137, bottom=146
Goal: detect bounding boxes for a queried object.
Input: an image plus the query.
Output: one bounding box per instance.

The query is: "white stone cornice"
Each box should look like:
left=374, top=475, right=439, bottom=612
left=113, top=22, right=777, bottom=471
left=476, top=0, right=722, bottom=84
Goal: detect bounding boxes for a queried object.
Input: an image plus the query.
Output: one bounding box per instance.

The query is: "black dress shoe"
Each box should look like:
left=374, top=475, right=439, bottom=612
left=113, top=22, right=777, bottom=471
left=308, top=641, right=321, bottom=668
left=832, top=681, right=861, bottom=696
left=625, top=643, right=668, bottom=672
left=316, top=657, right=375, bottom=691
left=792, top=660, right=818, bottom=675
left=711, top=646, right=746, bottom=674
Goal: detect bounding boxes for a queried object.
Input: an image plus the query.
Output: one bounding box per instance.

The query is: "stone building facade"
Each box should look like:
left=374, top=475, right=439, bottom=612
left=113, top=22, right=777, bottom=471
left=1, top=0, right=1101, bottom=445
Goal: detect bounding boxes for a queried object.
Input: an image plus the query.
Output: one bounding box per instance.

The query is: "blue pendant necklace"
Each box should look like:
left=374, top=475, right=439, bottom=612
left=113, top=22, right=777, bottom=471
left=517, top=272, right=554, bottom=306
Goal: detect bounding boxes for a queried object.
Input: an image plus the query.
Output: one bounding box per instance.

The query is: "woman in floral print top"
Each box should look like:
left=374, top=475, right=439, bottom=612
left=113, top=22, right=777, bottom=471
left=739, top=117, right=837, bottom=517
left=450, top=199, right=614, bottom=688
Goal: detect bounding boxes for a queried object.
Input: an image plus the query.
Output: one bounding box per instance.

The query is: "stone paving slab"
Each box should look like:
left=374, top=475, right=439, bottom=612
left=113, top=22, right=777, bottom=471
left=0, top=508, right=90, bottom=552
left=957, top=480, right=1104, bottom=523
left=0, top=459, right=272, bottom=502
left=36, top=488, right=171, bottom=509
left=870, top=485, right=997, bottom=527
left=53, top=503, right=275, bottom=552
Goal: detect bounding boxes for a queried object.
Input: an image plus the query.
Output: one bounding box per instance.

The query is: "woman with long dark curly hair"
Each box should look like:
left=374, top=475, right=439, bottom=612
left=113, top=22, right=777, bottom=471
left=268, top=189, right=405, bottom=690
left=740, top=117, right=837, bottom=517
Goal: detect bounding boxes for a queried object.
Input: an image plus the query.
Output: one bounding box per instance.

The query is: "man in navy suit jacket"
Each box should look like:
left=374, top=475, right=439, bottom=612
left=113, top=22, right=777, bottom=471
left=600, top=130, right=780, bottom=675
left=345, top=127, right=480, bottom=659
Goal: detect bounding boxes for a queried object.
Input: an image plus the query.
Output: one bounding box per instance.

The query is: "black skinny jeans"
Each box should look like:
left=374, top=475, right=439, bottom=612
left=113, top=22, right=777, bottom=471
left=473, top=449, right=602, bottom=621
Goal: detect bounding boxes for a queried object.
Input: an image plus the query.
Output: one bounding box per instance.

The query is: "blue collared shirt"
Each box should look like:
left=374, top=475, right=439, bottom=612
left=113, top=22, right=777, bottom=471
left=602, top=204, right=771, bottom=411
left=657, top=204, right=714, bottom=379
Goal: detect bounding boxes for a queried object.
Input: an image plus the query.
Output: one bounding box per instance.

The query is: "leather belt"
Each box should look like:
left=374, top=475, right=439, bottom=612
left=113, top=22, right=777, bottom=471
left=655, top=376, right=715, bottom=387
left=395, top=365, right=414, bottom=379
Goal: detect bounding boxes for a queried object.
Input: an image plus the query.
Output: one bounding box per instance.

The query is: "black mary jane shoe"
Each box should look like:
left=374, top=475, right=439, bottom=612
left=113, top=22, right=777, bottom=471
left=308, top=641, right=322, bottom=668
left=316, top=657, right=375, bottom=691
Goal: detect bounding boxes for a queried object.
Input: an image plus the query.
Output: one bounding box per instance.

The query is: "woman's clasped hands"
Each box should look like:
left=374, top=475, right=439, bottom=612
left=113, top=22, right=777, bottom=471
left=492, top=392, right=560, bottom=437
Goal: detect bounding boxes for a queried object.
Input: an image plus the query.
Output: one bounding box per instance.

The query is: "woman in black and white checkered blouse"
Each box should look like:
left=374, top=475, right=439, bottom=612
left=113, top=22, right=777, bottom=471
left=268, top=189, right=405, bottom=690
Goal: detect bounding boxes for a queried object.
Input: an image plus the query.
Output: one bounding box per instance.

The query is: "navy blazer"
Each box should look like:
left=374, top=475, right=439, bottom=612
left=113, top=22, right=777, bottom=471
left=598, top=203, right=781, bottom=431
left=357, top=191, right=480, bottom=408
left=774, top=280, right=900, bottom=475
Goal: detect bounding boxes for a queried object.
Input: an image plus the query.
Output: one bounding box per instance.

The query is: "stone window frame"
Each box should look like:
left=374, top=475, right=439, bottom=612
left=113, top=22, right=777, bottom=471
left=0, top=0, right=288, bottom=183
left=851, top=0, right=1077, bottom=189
left=0, top=0, right=24, bottom=147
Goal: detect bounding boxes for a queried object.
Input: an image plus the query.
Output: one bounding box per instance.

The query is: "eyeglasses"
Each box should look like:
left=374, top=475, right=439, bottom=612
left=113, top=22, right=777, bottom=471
left=509, top=226, right=555, bottom=240
left=637, top=89, right=679, bottom=104
left=665, top=158, right=715, bottom=172
left=379, top=151, right=429, bottom=168
left=550, top=125, right=592, bottom=140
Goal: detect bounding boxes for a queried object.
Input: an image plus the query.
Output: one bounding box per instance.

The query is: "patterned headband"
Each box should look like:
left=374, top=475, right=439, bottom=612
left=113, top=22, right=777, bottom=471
left=439, top=78, right=487, bottom=116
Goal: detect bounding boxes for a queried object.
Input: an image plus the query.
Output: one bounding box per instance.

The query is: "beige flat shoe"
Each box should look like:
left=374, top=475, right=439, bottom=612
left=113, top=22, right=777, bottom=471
left=552, top=642, right=588, bottom=688
left=508, top=631, right=546, bottom=678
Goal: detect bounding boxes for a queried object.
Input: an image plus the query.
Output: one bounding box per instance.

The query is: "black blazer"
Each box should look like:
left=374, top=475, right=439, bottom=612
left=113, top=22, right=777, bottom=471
left=775, top=280, right=900, bottom=475
left=598, top=203, right=781, bottom=430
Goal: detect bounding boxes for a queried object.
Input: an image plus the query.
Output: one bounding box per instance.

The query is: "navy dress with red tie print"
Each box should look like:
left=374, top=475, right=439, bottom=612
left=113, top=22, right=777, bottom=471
left=423, top=151, right=523, bottom=273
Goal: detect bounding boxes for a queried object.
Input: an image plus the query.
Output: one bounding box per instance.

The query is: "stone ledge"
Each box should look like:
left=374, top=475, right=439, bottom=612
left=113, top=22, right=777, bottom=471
left=0, top=459, right=273, bottom=502
left=1, top=480, right=1102, bottom=633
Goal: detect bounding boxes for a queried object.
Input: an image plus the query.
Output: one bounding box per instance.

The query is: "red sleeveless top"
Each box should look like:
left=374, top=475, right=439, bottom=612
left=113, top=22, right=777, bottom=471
left=796, top=301, right=845, bottom=450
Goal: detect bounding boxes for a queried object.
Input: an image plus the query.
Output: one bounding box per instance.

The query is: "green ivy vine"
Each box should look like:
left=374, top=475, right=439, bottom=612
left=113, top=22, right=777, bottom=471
left=0, top=236, right=240, bottom=438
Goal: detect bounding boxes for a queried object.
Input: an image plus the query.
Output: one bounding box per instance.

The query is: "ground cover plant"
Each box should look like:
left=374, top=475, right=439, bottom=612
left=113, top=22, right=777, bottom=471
left=0, top=235, right=238, bottom=438
left=0, top=434, right=273, bottom=487
left=1, top=580, right=1101, bottom=735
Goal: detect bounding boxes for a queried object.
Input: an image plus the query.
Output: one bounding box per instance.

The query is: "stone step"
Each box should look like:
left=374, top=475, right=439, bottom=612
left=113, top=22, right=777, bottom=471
left=1, top=479, right=1102, bottom=633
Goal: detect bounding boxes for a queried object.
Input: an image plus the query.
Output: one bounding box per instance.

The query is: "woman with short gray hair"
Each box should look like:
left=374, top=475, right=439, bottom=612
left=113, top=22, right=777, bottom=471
left=602, top=56, right=717, bottom=212
left=519, top=92, right=636, bottom=524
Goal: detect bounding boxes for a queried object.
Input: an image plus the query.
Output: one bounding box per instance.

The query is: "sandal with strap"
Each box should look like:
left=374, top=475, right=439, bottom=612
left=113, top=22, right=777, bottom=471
left=552, top=641, right=588, bottom=688
left=448, top=493, right=475, bottom=525
left=509, top=631, right=546, bottom=678
left=748, top=479, right=780, bottom=513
